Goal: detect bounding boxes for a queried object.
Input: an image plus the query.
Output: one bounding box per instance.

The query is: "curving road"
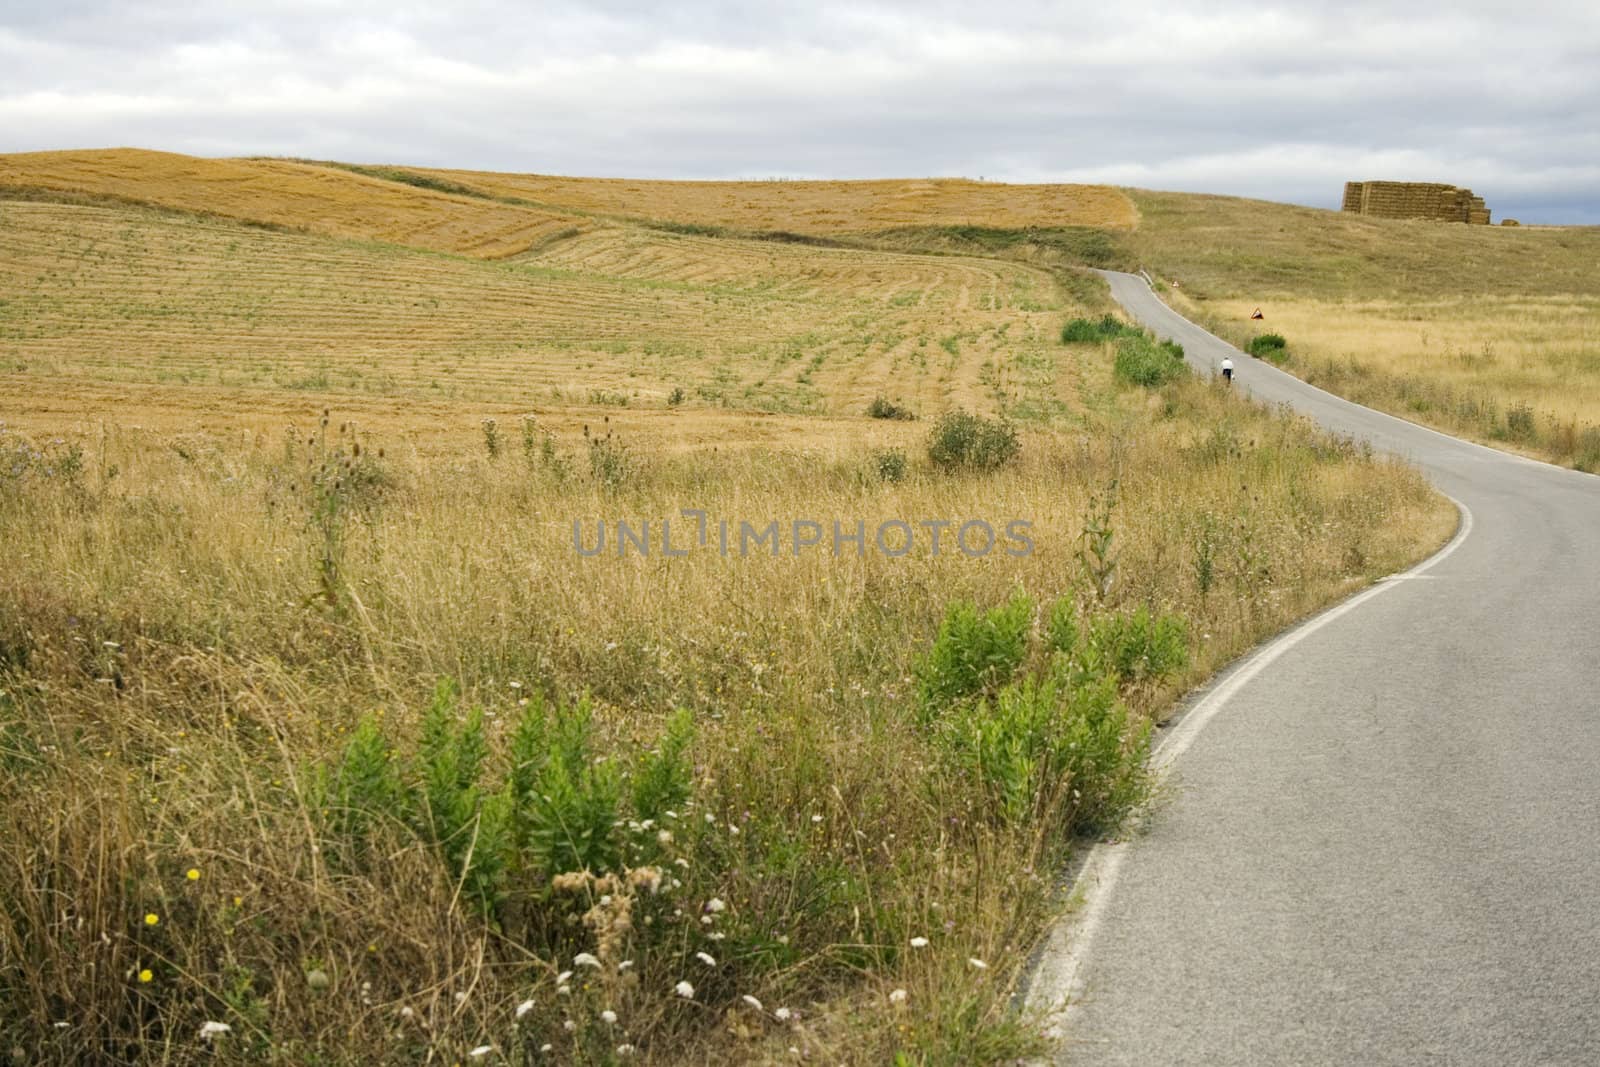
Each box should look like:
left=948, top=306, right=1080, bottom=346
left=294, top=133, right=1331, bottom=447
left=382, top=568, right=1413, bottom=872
left=1023, top=271, right=1600, bottom=1065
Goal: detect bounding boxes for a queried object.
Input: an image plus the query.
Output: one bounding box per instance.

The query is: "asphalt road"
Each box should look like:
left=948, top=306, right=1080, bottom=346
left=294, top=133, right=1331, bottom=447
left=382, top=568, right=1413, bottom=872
left=1024, top=271, right=1600, bottom=1065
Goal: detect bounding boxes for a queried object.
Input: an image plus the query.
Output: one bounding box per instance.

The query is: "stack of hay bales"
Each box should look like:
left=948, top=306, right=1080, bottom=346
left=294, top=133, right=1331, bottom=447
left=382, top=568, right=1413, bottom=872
left=1341, top=181, right=1491, bottom=224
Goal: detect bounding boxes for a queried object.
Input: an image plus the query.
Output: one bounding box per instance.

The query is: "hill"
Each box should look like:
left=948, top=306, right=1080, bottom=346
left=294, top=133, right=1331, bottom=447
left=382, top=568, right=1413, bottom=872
left=405, top=167, right=1139, bottom=234
left=0, top=148, right=591, bottom=258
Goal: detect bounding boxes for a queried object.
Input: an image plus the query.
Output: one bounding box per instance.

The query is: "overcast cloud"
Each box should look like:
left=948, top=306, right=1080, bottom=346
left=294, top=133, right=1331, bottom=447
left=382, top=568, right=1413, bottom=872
left=2, top=1, right=1597, bottom=222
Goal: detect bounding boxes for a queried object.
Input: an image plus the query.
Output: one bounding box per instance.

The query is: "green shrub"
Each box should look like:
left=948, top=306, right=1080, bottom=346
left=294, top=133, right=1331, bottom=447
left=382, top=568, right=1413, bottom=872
left=1083, top=605, right=1189, bottom=686
left=631, top=707, right=695, bottom=826
left=1045, top=670, right=1151, bottom=832
left=915, top=592, right=1033, bottom=717
left=1113, top=334, right=1188, bottom=388
left=1045, top=596, right=1079, bottom=656
left=1247, top=333, right=1289, bottom=363
left=511, top=693, right=623, bottom=877
left=323, top=715, right=402, bottom=849
left=316, top=681, right=696, bottom=915
left=934, top=656, right=1150, bottom=830
left=414, top=680, right=506, bottom=909
left=926, top=410, right=1020, bottom=471
left=1061, top=314, right=1131, bottom=343
left=874, top=447, right=909, bottom=483
left=867, top=396, right=917, bottom=420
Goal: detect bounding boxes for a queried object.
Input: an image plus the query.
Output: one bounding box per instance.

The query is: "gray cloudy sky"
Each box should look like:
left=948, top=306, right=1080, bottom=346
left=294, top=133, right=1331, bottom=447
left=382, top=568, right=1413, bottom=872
left=3, top=1, right=1597, bottom=222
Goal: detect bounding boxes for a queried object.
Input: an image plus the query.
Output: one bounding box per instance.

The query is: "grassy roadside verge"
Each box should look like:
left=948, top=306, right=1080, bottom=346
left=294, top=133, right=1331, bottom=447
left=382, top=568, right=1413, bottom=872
left=1150, top=285, right=1600, bottom=472
left=0, top=372, right=1450, bottom=1063
left=1118, top=188, right=1600, bottom=472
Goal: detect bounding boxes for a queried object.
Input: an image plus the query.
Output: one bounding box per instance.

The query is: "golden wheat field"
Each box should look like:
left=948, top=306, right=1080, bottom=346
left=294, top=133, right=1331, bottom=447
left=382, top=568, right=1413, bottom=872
left=417, top=167, right=1139, bottom=233
left=0, top=149, right=590, bottom=258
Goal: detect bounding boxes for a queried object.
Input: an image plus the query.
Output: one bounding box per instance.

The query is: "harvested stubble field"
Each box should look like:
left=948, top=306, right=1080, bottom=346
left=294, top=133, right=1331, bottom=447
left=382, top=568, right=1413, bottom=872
left=1123, top=189, right=1600, bottom=469
left=0, top=199, right=1069, bottom=446
left=0, top=154, right=1452, bottom=1065
left=0, top=149, right=590, bottom=258
left=408, top=168, right=1139, bottom=234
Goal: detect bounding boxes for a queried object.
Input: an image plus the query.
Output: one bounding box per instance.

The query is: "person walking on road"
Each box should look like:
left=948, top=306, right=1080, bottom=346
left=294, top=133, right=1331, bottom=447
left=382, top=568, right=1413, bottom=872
left=1221, top=357, right=1234, bottom=384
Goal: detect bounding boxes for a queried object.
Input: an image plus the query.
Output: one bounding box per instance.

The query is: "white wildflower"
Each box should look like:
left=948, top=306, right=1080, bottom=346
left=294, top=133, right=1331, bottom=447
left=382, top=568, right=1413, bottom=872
left=574, top=952, right=601, bottom=969
left=888, top=988, right=907, bottom=1005
left=563, top=1019, right=576, bottom=1033
left=469, top=1046, right=492, bottom=1059
left=705, top=898, right=726, bottom=913
left=618, top=960, right=635, bottom=972
left=657, top=829, right=674, bottom=845
left=600, top=1009, right=617, bottom=1024
left=741, top=994, right=764, bottom=1012
left=909, top=936, right=929, bottom=948
left=968, top=957, right=988, bottom=970
left=616, top=1045, right=635, bottom=1056
left=199, top=1021, right=232, bottom=1039
left=696, top=951, right=717, bottom=966
left=774, top=1007, right=793, bottom=1021
left=556, top=971, right=573, bottom=985
left=515, top=999, right=535, bottom=1019
left=675, top=981, right=696, bottom=999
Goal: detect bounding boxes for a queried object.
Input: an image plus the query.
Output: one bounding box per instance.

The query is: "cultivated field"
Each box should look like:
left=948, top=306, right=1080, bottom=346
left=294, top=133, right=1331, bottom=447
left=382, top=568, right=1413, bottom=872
left=0, top=156, right=1452, bottom=1064
left=1123, top=189, right=1600, bottom=468
left=410, top=168, right=1139, bottom=234
left=0, top=200, right=1073, bottom=450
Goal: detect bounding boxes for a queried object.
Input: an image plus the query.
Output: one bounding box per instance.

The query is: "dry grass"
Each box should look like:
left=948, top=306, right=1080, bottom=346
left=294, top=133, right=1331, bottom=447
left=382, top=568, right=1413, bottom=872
left=1174, top=286, right=1600, bottom=468
left=0, top=149, right=589, bottom=258
left=1124, top=189, right=1600, bottom=467
left=411, top=168, right=1138, bottom=234
left=0, top=384, right=1449, bottom=1064
left=0, top=163, right=1455, bottom=1063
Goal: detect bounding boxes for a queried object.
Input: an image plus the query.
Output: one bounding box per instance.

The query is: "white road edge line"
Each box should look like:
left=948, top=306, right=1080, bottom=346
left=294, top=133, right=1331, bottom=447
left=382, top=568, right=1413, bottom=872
left=1022, top=494, right=1474, bottom=1057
